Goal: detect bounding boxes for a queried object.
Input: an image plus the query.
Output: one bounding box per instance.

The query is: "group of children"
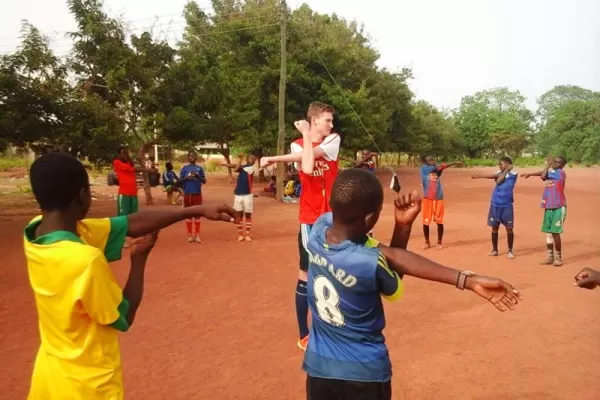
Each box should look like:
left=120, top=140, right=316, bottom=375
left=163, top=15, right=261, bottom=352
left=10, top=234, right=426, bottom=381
left=21, top=101, right=585, bottom=400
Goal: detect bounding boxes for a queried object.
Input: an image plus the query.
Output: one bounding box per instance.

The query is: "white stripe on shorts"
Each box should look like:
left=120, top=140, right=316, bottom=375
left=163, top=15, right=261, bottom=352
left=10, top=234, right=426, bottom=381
left=300, top=224, right=311, bottom=252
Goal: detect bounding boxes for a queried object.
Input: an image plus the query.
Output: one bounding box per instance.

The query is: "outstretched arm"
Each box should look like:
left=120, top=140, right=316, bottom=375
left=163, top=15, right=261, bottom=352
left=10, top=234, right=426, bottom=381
left=378, top=245, right=522, bottom=311
left=126, top=205, right=235, bottom=237
left=471, top=172, right=498, bottom=180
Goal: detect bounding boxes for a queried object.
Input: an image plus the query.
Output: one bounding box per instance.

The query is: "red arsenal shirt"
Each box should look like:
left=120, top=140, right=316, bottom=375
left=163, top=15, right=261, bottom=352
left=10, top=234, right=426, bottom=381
left=290, top=133, right=341, bottom=225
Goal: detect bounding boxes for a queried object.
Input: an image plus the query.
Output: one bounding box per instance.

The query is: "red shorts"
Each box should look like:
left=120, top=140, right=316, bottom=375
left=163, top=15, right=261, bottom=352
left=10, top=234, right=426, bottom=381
left=183, top=194, right=203, bottom=207
left=422, top=198, right=444, bottom=225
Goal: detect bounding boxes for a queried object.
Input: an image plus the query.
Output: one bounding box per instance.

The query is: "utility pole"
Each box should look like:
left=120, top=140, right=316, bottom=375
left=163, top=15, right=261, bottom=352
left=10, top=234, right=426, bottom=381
left=276, top=0, right=287, bottom=200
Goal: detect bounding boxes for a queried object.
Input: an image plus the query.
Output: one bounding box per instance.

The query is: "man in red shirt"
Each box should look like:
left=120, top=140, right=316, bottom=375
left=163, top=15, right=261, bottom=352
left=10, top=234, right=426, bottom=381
left=261, top=102, right=341, bottom=350
left=112, top=146, right=156, bottom=217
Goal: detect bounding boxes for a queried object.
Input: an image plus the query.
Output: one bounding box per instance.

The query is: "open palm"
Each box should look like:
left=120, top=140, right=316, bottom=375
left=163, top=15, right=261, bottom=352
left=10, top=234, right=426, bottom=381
left=468, top=275, right=522, bottom=311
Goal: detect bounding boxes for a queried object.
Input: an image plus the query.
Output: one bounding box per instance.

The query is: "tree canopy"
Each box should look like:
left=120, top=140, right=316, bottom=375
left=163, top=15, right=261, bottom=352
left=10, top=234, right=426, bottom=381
left=1, top=0, right=598, bottom=166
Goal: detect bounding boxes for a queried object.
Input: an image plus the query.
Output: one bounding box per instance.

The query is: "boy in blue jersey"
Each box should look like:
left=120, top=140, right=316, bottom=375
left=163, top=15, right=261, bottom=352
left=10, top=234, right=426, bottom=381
left=304, top=168, right=522, bottom=400
left=180, top=151, right=206, bottom=243
left=420, top=155, right=463, bottom=250
left=471, top=157, right=518, bottom=259
left=220, top=154, right=257, bottom=241
left=521, top=155, right=567, bottom=266
left=162, top=162, right=182, bottom=205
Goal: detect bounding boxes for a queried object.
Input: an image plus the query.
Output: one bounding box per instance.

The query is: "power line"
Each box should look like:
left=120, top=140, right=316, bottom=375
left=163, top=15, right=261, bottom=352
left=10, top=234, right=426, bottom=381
left=0, top=4, right=279, bottom=52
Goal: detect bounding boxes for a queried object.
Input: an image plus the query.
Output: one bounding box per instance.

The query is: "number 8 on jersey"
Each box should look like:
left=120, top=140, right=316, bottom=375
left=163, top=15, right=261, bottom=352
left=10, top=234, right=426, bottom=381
left=313, top=275, right=344, bottom=327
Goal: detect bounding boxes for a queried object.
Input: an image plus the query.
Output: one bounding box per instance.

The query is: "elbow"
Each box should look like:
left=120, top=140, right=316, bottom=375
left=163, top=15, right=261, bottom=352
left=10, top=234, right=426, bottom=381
left=301, top=165, right=314, bottom=175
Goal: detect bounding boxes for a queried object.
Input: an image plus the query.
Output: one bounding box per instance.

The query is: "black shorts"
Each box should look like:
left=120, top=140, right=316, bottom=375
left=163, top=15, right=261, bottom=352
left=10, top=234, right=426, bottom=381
left=298, top=224, right=313, bottom=272
left=306, top=376, right=391, bottom=400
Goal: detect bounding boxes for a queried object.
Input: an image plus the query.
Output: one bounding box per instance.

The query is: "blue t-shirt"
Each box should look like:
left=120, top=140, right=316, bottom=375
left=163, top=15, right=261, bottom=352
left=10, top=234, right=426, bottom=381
left=491, top=170, right=518, bottom=207
left=162, top=170, right=177, bottom=186
left=180, top=164, right=205, bottom=195
left=234, top=164, right=255, bottom=196
left=420, top=164, right=445, bottom=200
left=541, top=169, right=566, bottom=209
left=302, top=213, right=404, bottom=382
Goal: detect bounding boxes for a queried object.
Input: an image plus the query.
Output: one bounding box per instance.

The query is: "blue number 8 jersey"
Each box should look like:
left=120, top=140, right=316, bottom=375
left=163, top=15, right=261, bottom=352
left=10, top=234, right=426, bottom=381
left=302, top=213, right=404, bottom=382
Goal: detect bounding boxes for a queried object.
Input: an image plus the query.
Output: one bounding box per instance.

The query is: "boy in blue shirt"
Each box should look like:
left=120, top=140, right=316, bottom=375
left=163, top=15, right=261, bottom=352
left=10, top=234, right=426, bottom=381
left=419, top=156, right=463, bottom=250
left=220, top=154, right=257, bottom=241
left=162, top=162, right=182, bottom=205
left=471, top=156, right=518, bottom=259
left=180, top=151, right=206, bottom=243
left=521, top=156, right=567, bottom=266
left=304, top=168, right=522, bottom=400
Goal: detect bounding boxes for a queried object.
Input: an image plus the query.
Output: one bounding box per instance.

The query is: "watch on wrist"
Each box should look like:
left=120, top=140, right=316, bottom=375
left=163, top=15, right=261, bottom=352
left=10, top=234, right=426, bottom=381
left=456, top=270, right=475, bottom=290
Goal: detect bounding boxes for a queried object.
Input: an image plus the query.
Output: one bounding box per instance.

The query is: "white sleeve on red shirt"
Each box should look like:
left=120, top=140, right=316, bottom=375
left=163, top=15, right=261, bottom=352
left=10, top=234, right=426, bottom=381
left=290, top=141, right=303, bottom=154
left=319, top=134, right=340, bottom=161
left=290, top=141, right=303, bottom=170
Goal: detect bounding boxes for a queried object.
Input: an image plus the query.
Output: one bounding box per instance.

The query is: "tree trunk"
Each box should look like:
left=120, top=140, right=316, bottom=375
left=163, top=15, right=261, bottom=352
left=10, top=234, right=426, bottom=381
left=218, top=142, right=233, bottom=183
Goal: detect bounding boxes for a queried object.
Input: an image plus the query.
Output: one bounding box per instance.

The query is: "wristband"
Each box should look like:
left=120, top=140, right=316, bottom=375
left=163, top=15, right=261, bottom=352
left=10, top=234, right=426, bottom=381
left=456, top=270, right=475, bottom=290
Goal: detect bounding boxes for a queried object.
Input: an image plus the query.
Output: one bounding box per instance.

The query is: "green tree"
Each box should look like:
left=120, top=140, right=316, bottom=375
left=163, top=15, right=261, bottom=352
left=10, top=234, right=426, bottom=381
left=454, top=87, right=533, bottom=157
left=537, top=99, right=600, bottom=164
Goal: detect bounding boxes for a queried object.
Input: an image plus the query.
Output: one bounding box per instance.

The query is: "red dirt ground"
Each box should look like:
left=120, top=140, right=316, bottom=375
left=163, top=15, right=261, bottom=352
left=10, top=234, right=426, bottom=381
left=1, top=167, right=599, bottom=400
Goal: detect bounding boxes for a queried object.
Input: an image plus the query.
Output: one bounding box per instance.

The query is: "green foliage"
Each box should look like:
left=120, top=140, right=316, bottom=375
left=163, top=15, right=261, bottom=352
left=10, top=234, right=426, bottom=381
left=1, top=0, right=599, bottom=170
left=453, top=87, right=534, bottom=158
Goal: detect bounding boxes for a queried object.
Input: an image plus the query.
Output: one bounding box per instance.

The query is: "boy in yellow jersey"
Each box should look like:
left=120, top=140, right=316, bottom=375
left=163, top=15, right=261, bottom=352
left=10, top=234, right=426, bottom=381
left=24, top=153, right=236, bottom=400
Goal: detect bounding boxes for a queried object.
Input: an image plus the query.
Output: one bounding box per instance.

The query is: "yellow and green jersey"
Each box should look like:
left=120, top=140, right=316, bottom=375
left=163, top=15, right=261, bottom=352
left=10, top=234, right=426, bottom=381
left=24, top=216, right=129, bottom=400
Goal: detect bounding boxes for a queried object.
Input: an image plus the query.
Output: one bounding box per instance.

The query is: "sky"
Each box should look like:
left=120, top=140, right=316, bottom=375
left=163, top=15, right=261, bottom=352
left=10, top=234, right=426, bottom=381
left=1, top=0, right=598, bottom=110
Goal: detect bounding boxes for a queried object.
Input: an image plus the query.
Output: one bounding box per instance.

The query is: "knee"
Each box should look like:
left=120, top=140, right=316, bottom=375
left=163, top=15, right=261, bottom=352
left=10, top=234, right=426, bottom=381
left=491, top=227, right=500, bottom=233
left=546, top=233, right=554, bottom=244
left=506, top=228, right=513, bottom=233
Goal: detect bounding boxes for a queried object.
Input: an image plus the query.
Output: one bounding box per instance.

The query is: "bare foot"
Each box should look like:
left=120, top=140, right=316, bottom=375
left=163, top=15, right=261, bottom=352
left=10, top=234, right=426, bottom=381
left=423, top=242, right=431, bottom=250
left=436, top=243, right=444, bottom=250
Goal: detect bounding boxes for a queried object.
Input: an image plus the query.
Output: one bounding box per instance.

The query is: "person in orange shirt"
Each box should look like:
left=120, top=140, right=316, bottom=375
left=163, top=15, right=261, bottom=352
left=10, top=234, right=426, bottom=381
left=25, top=152, right=235, bottom=400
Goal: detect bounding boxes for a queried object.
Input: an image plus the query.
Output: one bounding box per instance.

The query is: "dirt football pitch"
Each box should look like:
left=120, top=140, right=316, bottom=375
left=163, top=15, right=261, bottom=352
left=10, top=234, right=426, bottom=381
left=1, top=167, right=599, bottom=400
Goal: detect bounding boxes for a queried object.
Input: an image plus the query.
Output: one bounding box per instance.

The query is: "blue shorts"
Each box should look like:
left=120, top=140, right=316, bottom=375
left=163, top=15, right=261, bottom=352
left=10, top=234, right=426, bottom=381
left=487, top=205, right=514, bottom=228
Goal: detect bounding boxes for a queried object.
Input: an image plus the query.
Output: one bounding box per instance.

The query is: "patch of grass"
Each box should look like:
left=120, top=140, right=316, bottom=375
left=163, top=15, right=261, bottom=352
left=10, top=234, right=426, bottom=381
left=0, top=156, right=29, bottom=171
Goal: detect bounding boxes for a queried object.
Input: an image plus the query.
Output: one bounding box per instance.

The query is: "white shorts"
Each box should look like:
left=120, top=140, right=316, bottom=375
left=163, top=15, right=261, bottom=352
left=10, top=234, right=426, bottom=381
left=233, top=194, right=254, bottom=213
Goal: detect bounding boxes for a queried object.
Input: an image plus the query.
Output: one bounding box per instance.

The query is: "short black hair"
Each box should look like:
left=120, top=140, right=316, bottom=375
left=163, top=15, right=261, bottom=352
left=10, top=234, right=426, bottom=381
left=330, top=168, right=383, bottom=224
left=165, top=161, right=173, bottom=170
left=30, top=153, right=89, bottom=211
left=423, top=155, right=434, bottom=163
left=117, top=146, right=127, bottom=154
left=500, top=156, right=512, bottom=164
left=556, top=155, right=567, bottom=164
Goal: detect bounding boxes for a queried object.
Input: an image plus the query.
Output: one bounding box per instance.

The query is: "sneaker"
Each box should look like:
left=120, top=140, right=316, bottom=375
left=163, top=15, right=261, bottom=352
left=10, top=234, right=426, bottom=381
left=194, top=235, right=202, bottom=244
left=553, top=258, right=564, bottom=267
left=507, top=251, right=515, bottom=259
left=423, top=242, right=431, bottom=250
left=237, top=235, right=244, bottom=242
left=436, top=243, right=444, bottom=250
left=539, top=257, right=554, bottom=265
left=488, top=250, right=499, bottom=256
left=187, top=236, right=194, bottom=243
left=297, top=335, right=309, bottom=351
left=244, top=235, right=252, bottom=242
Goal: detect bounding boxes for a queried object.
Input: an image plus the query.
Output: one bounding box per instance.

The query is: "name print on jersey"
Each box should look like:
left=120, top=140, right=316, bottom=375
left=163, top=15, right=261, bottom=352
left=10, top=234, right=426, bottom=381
left=311, top=160, right=331, bottom=177
left=309, top=252, right=358, bottom=288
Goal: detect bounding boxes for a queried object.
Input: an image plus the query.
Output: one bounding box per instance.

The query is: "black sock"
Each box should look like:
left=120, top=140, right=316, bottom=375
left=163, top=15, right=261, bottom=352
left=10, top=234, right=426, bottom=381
left=295, top=280, right=309, bottom=339
left=437, top=224, right=444, bottom=244
left=423, top=225, right=430, bottom=243
left=507, top=232, right=514, bottom=251
left=491, top=231, right=499, bottom=251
